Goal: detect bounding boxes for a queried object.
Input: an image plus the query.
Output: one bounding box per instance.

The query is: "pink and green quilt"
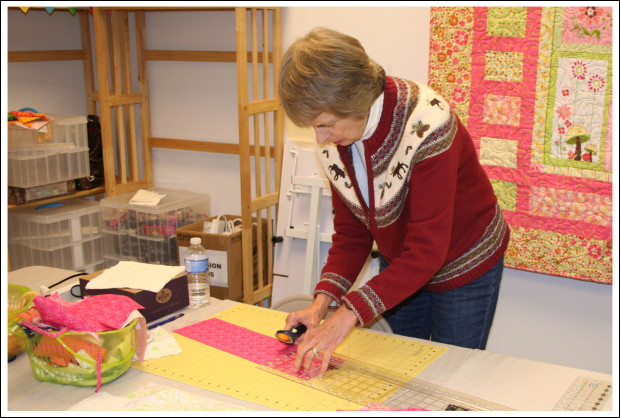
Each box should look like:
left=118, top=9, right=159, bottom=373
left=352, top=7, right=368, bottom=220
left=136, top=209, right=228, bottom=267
left=428, top=7, right=613, bottom=284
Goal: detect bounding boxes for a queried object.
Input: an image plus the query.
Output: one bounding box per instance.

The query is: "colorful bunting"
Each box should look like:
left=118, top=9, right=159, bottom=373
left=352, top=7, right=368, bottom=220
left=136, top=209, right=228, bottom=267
left=17, top=7, right=81, bottom=15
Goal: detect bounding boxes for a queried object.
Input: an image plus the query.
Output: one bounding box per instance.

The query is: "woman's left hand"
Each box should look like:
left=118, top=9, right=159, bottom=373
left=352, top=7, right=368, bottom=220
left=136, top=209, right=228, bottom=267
left=294, top=305, right=358, bottom=377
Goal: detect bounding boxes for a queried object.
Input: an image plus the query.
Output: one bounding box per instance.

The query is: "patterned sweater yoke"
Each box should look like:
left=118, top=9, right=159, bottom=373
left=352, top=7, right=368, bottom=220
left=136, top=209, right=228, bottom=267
left=317, top=77, right=456, bottom=228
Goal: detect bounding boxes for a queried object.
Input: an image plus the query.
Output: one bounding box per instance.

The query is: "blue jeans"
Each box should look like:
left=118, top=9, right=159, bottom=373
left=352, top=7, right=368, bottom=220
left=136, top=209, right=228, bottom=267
left=380, top=256, right=504, bottom=349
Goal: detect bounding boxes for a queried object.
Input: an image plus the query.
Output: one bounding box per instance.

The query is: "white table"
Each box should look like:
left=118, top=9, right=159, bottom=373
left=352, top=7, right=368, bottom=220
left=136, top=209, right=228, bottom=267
left=5, top=266, right=615, bottom=412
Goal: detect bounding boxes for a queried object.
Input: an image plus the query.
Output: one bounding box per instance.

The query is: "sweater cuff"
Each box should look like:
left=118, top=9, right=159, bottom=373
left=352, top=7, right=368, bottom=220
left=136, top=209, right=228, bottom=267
left=314, top=272, right=351, bottom=303
left=341, top=291, right=379, bottom=326
left=340, top=297, right=363, bottom=326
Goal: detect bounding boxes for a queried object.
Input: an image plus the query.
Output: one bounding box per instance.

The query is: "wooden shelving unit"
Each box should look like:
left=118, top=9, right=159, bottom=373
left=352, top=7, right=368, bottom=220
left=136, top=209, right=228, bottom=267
left=7, top=186, right=106, bottom=211
left=7, top=7, right=283, bottom=307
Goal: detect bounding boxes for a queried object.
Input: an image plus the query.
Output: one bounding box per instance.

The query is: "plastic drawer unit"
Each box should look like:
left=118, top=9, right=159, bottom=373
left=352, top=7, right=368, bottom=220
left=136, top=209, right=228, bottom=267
left=99, top=189, right=209, bottom=267
left=8, top=198, right=104, bottom=273
left=8, top=115, right=89, bottom=188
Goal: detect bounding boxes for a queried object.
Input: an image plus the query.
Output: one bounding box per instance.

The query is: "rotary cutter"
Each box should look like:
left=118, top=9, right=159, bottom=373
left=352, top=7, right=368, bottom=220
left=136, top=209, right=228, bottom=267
left=275, top=324, right=307, bottom=344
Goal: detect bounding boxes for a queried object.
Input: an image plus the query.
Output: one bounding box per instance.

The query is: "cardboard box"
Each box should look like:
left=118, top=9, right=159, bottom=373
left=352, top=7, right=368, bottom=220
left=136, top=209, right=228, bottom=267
left=8, top=180, right=76, bottom=205
left=176, top=215, right=269, bottom=302
left=79, top=269, right=189, bottom=323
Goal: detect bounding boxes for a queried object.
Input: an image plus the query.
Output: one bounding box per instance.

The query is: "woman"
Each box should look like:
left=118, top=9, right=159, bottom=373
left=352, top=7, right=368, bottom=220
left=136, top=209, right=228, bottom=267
left=278, top=27, right=510, bottom=377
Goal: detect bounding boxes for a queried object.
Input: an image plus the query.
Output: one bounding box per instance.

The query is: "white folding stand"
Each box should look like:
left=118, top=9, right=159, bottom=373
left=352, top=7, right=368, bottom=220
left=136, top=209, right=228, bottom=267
left=284, top=175, right=332, bottom=295
left=272, top=141, right=379, bottom=306
left=272, top=141, right=335, bottom=301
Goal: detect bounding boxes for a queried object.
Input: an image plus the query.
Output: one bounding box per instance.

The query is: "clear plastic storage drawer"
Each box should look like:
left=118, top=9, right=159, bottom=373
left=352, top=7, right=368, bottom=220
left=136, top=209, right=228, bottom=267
left=8, top=198, right=102, bottom=250
left=100, top=189, right=209, bottom=239
left=8, top=115, right=90, bottom=188
left=8, top=114, right=88, bottom=149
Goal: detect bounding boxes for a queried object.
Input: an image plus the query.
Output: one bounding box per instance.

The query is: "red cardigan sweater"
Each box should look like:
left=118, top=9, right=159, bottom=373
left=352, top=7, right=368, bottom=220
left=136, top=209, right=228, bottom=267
left=314, top=77, right=510, bottom=326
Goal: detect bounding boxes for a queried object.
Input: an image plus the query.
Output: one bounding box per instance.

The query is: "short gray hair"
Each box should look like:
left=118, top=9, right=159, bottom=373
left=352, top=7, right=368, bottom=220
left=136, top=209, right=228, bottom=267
left=279, top=27, right=385, bottom=127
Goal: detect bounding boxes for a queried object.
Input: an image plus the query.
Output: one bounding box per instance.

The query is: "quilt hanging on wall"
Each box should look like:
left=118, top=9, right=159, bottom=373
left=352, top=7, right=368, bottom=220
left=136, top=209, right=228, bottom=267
left=428, top=7, right=613, bottom=284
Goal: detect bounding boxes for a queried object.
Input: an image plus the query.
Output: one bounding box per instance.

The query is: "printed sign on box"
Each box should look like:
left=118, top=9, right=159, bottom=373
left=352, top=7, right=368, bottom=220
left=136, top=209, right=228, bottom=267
left=176, top=215, right=269, bottom=302
left=178, top=247, right=229, bottom=288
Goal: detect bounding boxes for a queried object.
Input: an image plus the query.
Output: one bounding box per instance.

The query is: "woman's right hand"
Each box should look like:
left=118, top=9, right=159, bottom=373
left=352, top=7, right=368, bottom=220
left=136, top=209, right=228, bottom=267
left=282, top=293, right=333, bottom=342
left=282, top=293, right=359, bottom=377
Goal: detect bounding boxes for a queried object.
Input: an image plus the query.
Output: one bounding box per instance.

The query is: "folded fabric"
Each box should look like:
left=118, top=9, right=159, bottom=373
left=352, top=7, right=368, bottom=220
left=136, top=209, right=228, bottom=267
left=125, top=309, right=148, bottom=361
left=33, top=293, right=144, bottom=332
left=33, top=334, right=107, bottom=367
left=135, top=326, right=182, bottom=361
left=85, top=261, right=185, bottom=293
left=8, top=110, right=53, bottom=129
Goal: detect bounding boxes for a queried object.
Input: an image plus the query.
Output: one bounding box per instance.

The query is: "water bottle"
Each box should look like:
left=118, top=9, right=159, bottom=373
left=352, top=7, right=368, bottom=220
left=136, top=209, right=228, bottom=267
left=184, top=237, right=210, bottom=308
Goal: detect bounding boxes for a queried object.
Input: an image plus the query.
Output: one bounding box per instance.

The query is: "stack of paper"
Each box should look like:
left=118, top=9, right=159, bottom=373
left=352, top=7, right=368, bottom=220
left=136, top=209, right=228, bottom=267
left=129, top=189, right=167, bottom=206
left=85, top=261, right=184, bottom=293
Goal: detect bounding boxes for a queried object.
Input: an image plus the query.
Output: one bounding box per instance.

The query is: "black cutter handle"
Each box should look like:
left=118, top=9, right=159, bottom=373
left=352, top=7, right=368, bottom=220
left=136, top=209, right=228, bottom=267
left=275, top=324, right=307, bottom=344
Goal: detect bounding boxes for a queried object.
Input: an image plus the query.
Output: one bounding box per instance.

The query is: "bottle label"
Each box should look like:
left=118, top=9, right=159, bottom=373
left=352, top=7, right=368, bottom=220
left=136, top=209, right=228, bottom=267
left=188, top=283, right=210, bottom=307
left=185, top=258, right=208, bottom=273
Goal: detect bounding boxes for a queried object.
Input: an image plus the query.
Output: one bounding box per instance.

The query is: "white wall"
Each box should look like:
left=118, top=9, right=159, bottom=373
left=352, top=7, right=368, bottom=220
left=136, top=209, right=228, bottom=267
left=4, top=6, right=615, bottom=375
left=145, top=10, right=243, bottom=216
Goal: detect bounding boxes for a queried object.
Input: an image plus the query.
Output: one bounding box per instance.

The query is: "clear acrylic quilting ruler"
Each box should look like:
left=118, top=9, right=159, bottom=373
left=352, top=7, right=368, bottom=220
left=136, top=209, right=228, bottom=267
left=552, top=376, right=612, bottom=411
left=259, top=349, right=514, bottom=411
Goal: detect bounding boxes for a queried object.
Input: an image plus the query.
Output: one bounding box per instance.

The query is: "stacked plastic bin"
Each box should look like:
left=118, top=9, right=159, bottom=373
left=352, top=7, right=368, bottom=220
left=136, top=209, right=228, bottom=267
left=8, top=114, right=90, bottom=205
left=8, top=198, right=105, bottom=273
left=99, top=189, right=209, bottom=267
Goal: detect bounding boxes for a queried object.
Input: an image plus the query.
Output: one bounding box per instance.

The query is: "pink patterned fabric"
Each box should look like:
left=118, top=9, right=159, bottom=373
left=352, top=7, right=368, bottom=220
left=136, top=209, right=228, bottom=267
left=175, top=318, right=291, bottom=365
left=33, top=293, right=144, bottom=332
left=356, top=403, right=428, bottom=411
